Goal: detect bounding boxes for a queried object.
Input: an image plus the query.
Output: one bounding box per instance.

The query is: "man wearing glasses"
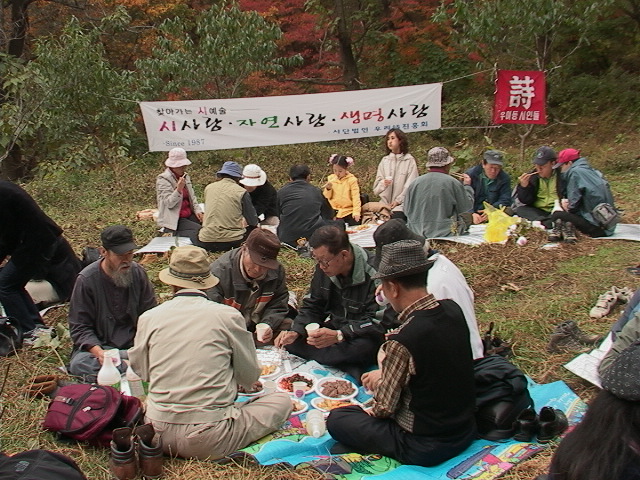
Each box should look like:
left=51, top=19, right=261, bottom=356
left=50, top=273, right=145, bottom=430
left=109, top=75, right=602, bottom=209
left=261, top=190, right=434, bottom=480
left=275, top=225, right=383, bottom=382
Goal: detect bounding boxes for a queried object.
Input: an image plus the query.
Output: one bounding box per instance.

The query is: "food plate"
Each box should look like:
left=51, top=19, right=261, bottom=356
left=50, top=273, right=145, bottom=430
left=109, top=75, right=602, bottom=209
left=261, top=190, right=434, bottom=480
left=291, top=398, right=309, bottom=416
left=259, top=363, right=281, bottom=379
left=310, top=396, right=357, bottom=412
left=237, top=380, right=264, bottom=397
left=345, top=224, right=372, bottom=234
left=314, top=376, right=358, bottom=400
left=276, top=372, right=317, bottom=394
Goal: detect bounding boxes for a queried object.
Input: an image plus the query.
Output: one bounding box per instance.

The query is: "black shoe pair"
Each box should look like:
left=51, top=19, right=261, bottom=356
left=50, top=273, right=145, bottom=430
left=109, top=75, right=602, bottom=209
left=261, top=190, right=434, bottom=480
left=513, top=406, right=568, bottom=443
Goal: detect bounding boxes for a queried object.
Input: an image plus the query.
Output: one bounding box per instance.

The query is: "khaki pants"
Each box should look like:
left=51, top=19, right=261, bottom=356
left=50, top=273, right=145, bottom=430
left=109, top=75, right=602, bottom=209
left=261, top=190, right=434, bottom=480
left=148, top=393, right=292, bottom=460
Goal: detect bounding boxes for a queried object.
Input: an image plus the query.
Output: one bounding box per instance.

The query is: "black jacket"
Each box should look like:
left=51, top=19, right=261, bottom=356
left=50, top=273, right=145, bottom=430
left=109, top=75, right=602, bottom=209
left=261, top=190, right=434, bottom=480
left=277, top=180, right=334, bottom=246
left=249, top=180, right=278, bottom=219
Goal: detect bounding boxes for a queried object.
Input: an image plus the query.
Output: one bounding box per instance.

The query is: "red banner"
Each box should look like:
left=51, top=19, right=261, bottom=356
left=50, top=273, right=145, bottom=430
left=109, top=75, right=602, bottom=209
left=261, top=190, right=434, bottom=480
left=493, top=70, right=547, bottom=124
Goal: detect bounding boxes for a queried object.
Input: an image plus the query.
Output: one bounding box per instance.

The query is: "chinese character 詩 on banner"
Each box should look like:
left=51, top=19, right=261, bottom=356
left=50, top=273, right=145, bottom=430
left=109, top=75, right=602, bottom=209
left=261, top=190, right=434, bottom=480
left=493, top=70, right=547, bottom=125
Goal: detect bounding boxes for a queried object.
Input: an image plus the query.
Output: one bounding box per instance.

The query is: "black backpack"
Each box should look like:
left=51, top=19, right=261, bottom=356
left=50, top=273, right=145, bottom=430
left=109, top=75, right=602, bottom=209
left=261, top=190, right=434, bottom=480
left=473, top=354, right=533, bottom=441
left=0, top=449, right=86, bottom=479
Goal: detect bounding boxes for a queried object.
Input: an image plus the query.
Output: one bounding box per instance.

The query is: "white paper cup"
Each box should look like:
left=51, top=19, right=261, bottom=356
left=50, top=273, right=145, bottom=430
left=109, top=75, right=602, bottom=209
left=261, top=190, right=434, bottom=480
left=305, top=323, right=320, bottom=335
left=292, top=381, right=307, bottom=398
left=255, top=323, right=270, bottom=342
left=103, top=348, right=121, bottom=367
left=385, top=176, right=393, bottom=181
left=263, top=379, right=276, bottom=394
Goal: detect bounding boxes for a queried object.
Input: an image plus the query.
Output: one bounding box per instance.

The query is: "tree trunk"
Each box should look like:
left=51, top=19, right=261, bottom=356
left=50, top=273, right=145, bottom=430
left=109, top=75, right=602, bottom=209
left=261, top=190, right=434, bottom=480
left=1, top=0, right=30, bottom=179
left=334, top=0, right=360, bottom=90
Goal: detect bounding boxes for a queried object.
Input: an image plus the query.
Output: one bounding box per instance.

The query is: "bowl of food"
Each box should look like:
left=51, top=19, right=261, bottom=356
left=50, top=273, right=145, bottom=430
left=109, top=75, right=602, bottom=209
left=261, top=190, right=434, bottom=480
left=237, top=380, right=264, bottom=397
left=276, top=372, right=316, bottom=395
left=291, top=398, right=309, bottom=416
left=314, top=376, right=358, bottom=400
left=310, top=397, right=357, bottom=413
left=260, top=363, right=281, bottom=379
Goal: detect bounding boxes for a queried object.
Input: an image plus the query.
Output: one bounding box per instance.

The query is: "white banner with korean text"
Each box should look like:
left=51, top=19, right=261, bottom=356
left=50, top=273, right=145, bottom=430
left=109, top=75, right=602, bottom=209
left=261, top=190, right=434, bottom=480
left=139, top=83, right=441, bottom=151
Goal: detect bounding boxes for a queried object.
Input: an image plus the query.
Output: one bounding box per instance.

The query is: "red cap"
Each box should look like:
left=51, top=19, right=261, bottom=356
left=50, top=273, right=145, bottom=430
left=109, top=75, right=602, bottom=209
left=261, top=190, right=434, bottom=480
left=553, top=149, right=581, bottom=169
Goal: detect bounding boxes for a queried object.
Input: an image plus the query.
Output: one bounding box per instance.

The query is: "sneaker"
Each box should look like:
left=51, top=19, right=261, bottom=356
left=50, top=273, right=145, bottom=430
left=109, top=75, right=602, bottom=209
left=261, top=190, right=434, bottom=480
left=561, top=221, right=577, bottom=244
left=547, top=220, right=562, bottom=242
left=22, top=326, right=55, bottom=346
left=615, top=286, right=634, bottom=304
left=589, top=290, right=618, bottom=319
left=557, top=320, right=601, bottom=345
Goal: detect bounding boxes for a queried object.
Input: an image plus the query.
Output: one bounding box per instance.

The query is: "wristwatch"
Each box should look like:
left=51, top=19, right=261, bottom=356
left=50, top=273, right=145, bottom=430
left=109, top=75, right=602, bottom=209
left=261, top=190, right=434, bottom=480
left=335, top=330, right=344, bottom=342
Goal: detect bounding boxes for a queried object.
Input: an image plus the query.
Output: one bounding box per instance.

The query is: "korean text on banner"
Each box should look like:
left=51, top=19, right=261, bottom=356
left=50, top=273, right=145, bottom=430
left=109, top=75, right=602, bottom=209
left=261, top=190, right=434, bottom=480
left=139, top=83, right=442, bottom=151
left=493, top=70, right=547, bottom=125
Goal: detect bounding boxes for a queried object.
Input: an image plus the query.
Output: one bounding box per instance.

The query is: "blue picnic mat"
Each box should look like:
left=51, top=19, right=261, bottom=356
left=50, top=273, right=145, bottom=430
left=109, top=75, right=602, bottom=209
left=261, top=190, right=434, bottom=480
left=239, top=370, right=586, bottom=480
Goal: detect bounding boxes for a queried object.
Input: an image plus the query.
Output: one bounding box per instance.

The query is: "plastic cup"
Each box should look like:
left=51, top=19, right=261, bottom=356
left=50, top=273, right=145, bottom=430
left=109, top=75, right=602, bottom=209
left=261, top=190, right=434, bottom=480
left=305, top=323, right=320, bottom=335
left=255, top=323, right=270, bottom=342
left=103, top=348, right=121, bottom=367
left=263, top=379, right=276, bottom=394
left=292, top=381, right=307, bottom=399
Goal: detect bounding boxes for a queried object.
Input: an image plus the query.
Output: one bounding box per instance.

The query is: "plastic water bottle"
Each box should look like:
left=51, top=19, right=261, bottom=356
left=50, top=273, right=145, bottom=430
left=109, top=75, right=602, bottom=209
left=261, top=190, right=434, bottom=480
left=97, top=351, right=121, bottom=389
left=126, top=364, right=146, bottom=401
left=306, top=409, right=326, bottom=438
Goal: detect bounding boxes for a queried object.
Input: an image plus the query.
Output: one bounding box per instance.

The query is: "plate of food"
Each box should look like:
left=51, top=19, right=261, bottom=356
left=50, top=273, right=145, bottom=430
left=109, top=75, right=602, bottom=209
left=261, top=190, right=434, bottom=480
left=276, top=372, right=316, bottom=395
left=346, top=224, right=373, bottom=234
left=291, top=398, right=309, bottom=416
left=314, top=376, right=358, bottom=400
left=237, top=380, right=264, bottom=397
left=259, top=363, right=281, bottom=379
left=310, top=396, right=357, bottom=413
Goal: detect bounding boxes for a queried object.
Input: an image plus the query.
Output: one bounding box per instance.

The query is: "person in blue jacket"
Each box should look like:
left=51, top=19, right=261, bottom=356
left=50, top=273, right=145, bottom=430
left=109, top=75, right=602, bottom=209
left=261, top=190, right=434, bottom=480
left=464, top=150, right=512, bottom=224
left=550, top=148, right=617, bottom=241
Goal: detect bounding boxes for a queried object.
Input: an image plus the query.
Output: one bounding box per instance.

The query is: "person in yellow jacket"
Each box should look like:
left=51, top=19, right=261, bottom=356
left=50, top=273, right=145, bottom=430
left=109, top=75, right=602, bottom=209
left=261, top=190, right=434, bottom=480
left=323, top=154, right=362, bottom=225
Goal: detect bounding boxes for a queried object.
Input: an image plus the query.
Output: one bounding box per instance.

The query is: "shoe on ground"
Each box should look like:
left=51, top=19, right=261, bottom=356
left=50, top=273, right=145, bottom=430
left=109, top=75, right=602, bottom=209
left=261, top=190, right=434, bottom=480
left=589, top=290, right=618, bottom=319
left=537, top=407, right=568, bottom=443
left=547, top=321, right=585, bottom=353
left=557, top=320, right=601, bottom=346
left=110, top=427, right=137, bottom=480
left=547, top=220, right=562, bottom=242
left=512, top=408, right=539, bottom=442
left=561, top=221, right=577, bottom=244
left=615, top=286, right=634, bottom=303
left=135, top=423, right=164, bottom=480
left=22, top=325, right=55, bottom=346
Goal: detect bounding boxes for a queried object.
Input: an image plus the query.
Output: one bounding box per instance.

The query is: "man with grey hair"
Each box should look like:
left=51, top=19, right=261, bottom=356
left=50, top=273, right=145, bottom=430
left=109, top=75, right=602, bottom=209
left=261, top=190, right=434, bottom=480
left=68, top=225, right=156, bottom=382
left=404, top=147, right=474, bottom=238
left=327, top=239, right=476, bottom=467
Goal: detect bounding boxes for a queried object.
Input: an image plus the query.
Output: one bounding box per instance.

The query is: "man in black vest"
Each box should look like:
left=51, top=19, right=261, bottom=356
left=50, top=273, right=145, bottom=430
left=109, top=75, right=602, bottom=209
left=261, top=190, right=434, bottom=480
left=327, top=239, right=476, bottom=467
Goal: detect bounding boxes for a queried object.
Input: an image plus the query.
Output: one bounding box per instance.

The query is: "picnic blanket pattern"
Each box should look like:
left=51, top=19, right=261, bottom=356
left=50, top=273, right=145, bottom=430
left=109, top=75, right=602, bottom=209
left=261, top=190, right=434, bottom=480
left=237, top=359, right=586, bottom=480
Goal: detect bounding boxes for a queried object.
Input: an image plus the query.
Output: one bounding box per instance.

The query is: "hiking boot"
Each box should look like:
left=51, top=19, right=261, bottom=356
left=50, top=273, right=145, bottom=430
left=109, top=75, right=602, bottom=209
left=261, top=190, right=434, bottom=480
left=135, top=423, right=163, bottom=479
left=547, top=220, right=562, bottom=242
left=561, top=221, right=577, bottom=244
left=589, top=290, right=618, bottom=319
left=537, top=407, right=568, bottom=443
left=110, top=427, right=137, bottom=480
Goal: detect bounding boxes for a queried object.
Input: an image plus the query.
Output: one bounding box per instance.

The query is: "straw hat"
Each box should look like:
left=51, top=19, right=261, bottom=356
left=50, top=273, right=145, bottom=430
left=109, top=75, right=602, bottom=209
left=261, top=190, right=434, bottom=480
left=159, top=246, right=219, bottom=289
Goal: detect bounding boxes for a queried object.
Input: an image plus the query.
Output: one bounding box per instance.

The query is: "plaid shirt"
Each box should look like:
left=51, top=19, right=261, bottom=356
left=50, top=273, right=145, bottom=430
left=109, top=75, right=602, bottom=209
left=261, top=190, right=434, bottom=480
left=372, top=294, right=439, bottom=432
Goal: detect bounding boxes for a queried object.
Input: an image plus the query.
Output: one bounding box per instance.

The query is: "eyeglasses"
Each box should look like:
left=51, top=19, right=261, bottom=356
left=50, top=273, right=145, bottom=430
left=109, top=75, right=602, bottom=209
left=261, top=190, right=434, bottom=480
left=312, top=253, right=338, bottom=268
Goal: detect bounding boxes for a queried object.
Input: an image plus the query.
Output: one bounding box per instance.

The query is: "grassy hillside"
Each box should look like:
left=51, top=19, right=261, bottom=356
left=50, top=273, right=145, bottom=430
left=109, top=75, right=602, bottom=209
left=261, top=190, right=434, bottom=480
left=1, top=125, right=638, bottom=479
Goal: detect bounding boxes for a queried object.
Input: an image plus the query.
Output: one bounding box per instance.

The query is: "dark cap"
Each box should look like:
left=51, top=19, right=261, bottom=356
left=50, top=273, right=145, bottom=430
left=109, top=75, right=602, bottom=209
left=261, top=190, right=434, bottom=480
left=101, top=225, right=138, bottom=254
left=245, top=228, right=281, bottom=269
left=373, top=240, right=433, bottom=280
left=373, top=219, right=425, bottom=268
left=483, top=150, right=504, bottom=166
left=601, top=341, right=640, bottom=401
left=533, top=146, right=557, bottom=165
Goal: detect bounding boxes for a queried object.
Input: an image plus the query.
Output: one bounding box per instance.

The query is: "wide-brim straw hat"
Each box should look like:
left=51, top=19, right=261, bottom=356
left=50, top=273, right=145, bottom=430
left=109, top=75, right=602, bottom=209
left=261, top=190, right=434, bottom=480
left=158, top=246, right=219, bottom=289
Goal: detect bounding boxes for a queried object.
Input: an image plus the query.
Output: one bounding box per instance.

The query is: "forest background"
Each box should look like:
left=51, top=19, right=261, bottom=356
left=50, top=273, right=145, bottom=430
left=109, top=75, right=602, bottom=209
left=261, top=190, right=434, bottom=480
left=0, top=1, right=639, bottom=479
